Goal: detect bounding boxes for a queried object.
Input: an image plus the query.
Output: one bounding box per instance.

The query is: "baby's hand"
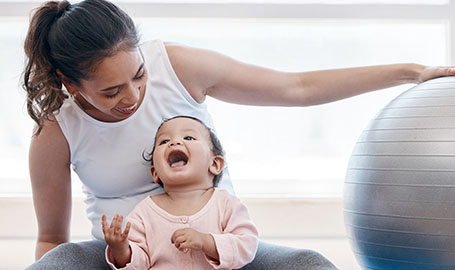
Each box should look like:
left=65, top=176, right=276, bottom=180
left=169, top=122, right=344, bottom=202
left=171, top=228, right=205, bottom=252
left=102, top=214, right=131, bottom=252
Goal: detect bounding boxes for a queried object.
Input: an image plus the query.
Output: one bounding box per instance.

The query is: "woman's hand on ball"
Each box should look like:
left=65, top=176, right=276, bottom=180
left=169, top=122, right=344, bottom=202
left=417, top=66, right=455, bottom=84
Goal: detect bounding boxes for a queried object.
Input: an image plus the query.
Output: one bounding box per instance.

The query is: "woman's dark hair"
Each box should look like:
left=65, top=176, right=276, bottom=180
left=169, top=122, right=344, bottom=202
left=23, top=0, right=139, bottom=135
left=143, top=116, right=225, bottom=188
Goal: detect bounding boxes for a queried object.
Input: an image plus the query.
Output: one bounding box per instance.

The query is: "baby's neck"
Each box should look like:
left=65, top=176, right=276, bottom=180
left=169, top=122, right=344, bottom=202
left=165, top=187, right=213, bottom=202
left=153, top=187, right=215, bottom=216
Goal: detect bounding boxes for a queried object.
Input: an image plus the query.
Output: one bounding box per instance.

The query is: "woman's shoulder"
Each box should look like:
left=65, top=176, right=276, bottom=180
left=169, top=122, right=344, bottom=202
left=31, top=117, right=68, bottom=150
left=140, top=39, right=183, bottom=53
left=29, top=117, right=70, bottom=167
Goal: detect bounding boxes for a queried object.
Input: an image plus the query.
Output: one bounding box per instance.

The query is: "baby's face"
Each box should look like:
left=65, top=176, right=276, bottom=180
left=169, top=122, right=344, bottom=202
left=151, top=117, right=217, bottom=189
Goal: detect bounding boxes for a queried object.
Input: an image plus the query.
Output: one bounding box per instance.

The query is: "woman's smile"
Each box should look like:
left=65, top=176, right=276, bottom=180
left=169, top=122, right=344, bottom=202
left=114, top=103, right=138, bottom=115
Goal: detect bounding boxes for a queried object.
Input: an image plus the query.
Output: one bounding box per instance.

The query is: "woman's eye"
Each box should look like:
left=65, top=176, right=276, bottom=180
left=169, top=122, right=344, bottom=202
left=134, top=70, right=145, bottom=80
left=159, top=139, right=169, bottom=145
left=105, top=90, right=120, bottom=99
left=184, top=136, right=195, bottom=141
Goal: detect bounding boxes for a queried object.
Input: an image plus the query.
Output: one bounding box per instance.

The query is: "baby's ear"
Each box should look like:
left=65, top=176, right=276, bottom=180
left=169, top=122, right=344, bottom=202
left=209, top=155, right=224, bottom=176
left=150, top=166, right=160, bottom=183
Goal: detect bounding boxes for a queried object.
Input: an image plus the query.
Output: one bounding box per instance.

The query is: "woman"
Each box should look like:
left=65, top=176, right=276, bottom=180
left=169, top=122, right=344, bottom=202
left=24, top=0, right=455, bottom=269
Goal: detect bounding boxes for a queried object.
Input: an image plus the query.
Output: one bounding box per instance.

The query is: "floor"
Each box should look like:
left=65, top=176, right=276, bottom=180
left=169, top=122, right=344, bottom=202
left=0, top=237, right=360, bottom=270
left=0, top=197, right=361, bottom=270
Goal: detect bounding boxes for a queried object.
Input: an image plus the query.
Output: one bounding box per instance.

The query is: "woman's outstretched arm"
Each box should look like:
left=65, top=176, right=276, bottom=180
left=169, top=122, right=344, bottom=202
left=165, top=43, right=455, bottom=106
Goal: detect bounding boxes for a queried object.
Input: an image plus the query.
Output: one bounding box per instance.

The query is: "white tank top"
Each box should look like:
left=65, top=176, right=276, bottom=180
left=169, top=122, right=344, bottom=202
left=55, top=40, right=235, bottom=240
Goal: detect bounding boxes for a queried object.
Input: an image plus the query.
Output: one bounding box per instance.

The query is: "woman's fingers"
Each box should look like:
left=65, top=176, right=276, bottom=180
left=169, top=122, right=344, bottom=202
left=419, top=66, right=455, bottom=83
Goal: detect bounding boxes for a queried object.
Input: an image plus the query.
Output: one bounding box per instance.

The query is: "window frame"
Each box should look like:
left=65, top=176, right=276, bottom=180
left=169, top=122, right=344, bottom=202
left=1, top=1, right=453, bottom=70
left=0, top=0, right=453, bottom=198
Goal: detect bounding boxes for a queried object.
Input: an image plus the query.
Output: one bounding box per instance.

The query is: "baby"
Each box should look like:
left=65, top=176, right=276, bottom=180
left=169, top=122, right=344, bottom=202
left=102, top=116, right=259, bottom=269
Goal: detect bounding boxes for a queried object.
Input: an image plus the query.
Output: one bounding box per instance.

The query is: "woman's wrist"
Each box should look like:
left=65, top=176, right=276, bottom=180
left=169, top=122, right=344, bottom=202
left=398, top=63, right=425, bottom=84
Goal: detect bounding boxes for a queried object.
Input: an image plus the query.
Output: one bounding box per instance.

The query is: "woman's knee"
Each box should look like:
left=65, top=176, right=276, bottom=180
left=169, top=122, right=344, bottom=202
left=26, top=241, right=108, bottom=270
left=26, top=243, right=79, bottom=270
left=291, top=249, right=338, bottom=269
left=242, top=241, right=338, bottom=270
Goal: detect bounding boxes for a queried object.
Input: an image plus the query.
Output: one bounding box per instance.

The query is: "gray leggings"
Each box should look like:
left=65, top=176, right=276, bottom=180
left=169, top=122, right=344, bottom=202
left=26, top=240, right=338, bottom=270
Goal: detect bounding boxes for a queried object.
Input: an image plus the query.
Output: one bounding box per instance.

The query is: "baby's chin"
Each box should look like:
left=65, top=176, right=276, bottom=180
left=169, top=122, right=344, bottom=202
left=162, top=179, right=214, bottom=192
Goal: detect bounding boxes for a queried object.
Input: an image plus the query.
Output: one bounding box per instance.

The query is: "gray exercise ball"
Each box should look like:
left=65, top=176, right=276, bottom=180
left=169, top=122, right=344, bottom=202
left=343, top=76, right=455, bottom=270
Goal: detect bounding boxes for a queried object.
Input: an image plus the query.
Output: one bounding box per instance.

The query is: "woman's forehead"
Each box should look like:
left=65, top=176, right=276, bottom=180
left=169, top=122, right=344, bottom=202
left=81, top=49, right=143, bottom=90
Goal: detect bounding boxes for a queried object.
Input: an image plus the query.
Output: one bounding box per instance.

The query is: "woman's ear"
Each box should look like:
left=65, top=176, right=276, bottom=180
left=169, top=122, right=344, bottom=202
left=150, top=166, right=160, bottom=183
left=209, top=155, right=224, bottom=176
left=56, top=69, right=78, bottom=96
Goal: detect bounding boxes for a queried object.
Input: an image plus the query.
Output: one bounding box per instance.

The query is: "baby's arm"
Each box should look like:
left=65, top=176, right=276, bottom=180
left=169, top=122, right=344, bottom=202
left=207, top=195, right=259, bottom=269
left=171, top=228, right=219, bottom=260
left=102, top=214, right=132, bottom=268
left=102, top=205, right=153, bottom=270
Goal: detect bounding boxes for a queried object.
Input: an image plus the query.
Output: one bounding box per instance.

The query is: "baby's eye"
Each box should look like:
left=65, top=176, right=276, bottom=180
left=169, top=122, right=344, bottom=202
left=159, top=139, right=169, bottom=145
left=184, top=136, right=195, bottom=141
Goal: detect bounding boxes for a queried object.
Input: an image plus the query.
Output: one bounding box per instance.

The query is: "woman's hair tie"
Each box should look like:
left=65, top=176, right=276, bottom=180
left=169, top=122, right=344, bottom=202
left=56, top=1, right=71, bottom=19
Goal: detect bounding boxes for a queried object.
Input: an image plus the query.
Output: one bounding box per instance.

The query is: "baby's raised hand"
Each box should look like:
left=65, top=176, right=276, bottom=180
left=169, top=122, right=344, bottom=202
left=102, top=214, right=131, bottom=252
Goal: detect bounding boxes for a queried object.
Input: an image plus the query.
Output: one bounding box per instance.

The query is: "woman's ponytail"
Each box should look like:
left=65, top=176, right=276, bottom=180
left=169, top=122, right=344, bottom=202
left=23, top=0, right=139, bottom=136
left=23, top=1, right=71, bottom=136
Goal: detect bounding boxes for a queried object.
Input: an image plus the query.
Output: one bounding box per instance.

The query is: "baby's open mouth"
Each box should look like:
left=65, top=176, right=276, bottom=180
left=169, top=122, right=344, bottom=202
left=168, top=150, right=188, bottom=168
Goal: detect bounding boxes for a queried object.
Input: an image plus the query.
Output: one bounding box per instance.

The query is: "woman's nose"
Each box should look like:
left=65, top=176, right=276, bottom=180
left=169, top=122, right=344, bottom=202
left=121, top=83, right=140, bottom=104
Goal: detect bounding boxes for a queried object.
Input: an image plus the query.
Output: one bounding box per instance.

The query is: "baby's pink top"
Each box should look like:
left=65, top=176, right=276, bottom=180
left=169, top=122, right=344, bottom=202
left=106, top=189, right=259, bottom=270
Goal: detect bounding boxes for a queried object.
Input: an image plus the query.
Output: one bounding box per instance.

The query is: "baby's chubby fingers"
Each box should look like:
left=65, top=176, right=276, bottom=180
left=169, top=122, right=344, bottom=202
left=110, top=214, right=119, bottom=229
left=122, top=221, right=131, bottom=238
left=103, top=214, right=125, bottom=236
left=170, top=228, right=187, bottom=243
left=171, top=230, right=183, bottom=245
left=101, top=214, right=108, bottom=232
left=178, top=242, right=190, bottom=252
left=116, top=215, right=124, bottom=234
left=170, top=230, right=177, bottom=244
left=102, top=214, right=117, bottom=235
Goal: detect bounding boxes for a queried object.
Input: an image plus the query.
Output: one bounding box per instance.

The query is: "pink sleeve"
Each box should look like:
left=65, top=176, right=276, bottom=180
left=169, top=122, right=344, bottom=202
left=206, top=195, right=259, bottom=269
left=105, top=207, right=152, bottom=270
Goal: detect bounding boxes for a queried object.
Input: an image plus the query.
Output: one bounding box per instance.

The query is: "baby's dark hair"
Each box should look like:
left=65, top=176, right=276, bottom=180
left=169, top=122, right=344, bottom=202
left=143, top=116, right=225, bottom=187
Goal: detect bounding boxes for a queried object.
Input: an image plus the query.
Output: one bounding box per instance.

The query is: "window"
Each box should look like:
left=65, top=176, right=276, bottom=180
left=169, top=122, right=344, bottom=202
left=0, top=1, right=453, bottom=197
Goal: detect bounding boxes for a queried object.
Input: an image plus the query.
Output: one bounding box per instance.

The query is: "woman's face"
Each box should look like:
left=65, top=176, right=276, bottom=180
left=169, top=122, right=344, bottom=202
left=71, top=48, right=148, bottom=122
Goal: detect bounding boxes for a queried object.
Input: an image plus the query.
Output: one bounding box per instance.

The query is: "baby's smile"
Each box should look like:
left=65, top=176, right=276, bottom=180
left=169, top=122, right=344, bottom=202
left=168, top=150, right=188, bottom=168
